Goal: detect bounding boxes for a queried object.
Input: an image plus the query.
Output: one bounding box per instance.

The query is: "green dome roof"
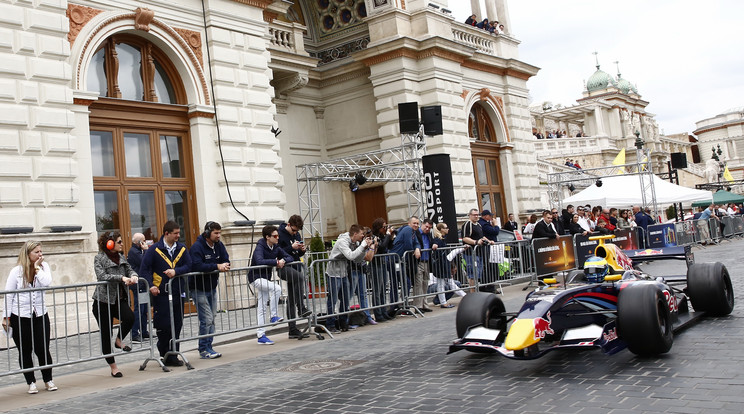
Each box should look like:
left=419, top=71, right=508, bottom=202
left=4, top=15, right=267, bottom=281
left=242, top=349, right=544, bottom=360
left=586, top=65, right=616, bottom=92
left=616, top=77, right=638, bottom=94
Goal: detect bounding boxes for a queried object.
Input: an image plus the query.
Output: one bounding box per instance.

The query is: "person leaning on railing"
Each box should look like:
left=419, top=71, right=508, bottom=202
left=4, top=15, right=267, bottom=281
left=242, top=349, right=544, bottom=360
left=2, top=241, right=57, bottom=394
left=92, top=231, right=138, bottom=378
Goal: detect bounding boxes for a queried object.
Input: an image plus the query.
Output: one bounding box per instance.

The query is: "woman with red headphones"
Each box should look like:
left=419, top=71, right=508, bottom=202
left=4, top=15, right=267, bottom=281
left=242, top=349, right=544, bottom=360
left=92, top=231, right=138, bottom=377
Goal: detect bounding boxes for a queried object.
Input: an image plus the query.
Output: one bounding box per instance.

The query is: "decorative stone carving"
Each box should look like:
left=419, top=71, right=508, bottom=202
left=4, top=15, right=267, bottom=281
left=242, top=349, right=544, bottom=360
left=173, top=28, right=203, bottom=66
left=66, top=4, right=104, bottom=44
left=274, top=98, right=289, bottom=115
left=313, top=106, right=325, bottom=119
left=273, top=73, right=309, bottom=97
left=134, top=7, right=155, bottom=32
left=704, top=158, right=720, bottom=183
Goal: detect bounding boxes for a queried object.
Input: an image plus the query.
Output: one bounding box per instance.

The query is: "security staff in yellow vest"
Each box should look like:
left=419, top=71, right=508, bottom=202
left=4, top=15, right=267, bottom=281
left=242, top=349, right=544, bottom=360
left=140, top=220, right=192, bottom=367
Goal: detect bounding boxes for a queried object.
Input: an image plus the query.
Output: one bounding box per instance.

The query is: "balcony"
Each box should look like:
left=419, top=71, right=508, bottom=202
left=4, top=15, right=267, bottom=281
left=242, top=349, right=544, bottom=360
left=268, top=20, right=309, bottom=57
left=450, top=23, right=520, bottom=58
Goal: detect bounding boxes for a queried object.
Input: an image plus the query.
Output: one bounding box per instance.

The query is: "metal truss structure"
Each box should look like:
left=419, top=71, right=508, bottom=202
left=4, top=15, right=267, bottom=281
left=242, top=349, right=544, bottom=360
left=296, top=130, right=427, bottom=237
left=695, top=179, right=744, bottom=192
left=547, top=149, right=658, bottom=215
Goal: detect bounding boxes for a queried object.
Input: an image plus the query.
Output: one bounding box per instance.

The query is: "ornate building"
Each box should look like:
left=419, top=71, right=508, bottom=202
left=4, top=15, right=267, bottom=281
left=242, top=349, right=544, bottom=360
left=693, top=107, right=744, bottom=183
left=0, top=0, right=541, bottom=283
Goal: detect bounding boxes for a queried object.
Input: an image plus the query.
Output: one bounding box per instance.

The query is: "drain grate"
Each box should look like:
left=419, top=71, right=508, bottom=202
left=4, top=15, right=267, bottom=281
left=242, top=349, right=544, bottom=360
left=277, top=359, right=365, bottom=373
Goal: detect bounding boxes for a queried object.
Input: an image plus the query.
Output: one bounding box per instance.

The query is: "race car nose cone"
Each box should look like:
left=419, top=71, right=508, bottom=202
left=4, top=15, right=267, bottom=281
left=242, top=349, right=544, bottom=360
left=504, top=319, right=539, bottom=350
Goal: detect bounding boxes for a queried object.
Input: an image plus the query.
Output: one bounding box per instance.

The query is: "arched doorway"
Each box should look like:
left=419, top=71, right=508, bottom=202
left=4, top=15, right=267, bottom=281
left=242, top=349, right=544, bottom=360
left=469, top=103, right=507, bottom=222
left=87, top=34, right=198, bottom=246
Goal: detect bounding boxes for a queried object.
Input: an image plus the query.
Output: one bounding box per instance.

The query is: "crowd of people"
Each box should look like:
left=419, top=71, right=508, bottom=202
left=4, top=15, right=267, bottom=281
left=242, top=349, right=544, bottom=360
left=533, top=130, right=586, bottom=139
left=520, top=204, right=659, bottom=239
left=464, top=14, right=505, bottom=35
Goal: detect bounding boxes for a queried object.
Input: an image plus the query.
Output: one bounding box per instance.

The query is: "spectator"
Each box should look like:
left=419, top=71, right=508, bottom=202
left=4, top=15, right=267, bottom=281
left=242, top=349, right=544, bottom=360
left=498, top=24, right=505, bottom=34
left=277, top=215, right=310, bottom=339
left=574, top=160, right=582, bottom=169
left=609, top=208, right=619, bottom=228
left=523, top=214, right=538, bottom=235
left=550, top=208, right=565, bottom=235
left=391, top=216, right=421, bottom=313
left=533, top=210, right=558, bottom=239
left=616, top=209, right=631, bottom=229
left=562, top=205, right=575, bottom=230
left=92, top=232, right=137, bottom=378
left=2, top=241, right=56, bottom=393
left=247, top=226, right=287, bottom=344
left=464, top=14, right=477, bottom=26
left=568, top=214, right=589, bottom=236
left=692, top=206, right=703, bottom=220
left=349, top=227, right=377, bottom=325
left=431, top=223, right=457, bottom=308
left=413, top=219, right=437, bottom=313
left=633, top=205, right=655, bottom=233
left=325, top=225, right=371, bottom=332
left=462, top=208, right=492, bottom=291
left=478, top=210, right=500, bottom=241
left=476, top=18, right=489, bottom=30
left=140, top=221, right=192, bottom=366
left=369, top=218, right=394, bottom=322
left=600, top=208, right=616, bottom=231
left=700, top=203, right=719, bottom=222
left=594, top=219, right=612, bottom=235
left=190, top=221, right=230, bottom=358
left=127, top=233, right=149, bottom=343
left=576, top=207, right=592, bottom=232
left=502, top=213, right=519, bottom=232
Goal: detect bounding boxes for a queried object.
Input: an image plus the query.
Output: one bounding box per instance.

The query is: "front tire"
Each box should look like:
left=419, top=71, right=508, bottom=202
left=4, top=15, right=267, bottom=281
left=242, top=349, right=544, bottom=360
left=687, top=262, right=734, bottom=316
left=455, top=292, right=506, bottom=339
left=618, top=283, right=673, bottom=356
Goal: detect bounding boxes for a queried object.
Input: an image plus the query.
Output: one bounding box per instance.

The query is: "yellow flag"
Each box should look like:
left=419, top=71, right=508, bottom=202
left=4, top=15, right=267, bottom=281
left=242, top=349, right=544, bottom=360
left=724, top=166, right=734, bottom=183
left=612, top=148, right=626, bottom=174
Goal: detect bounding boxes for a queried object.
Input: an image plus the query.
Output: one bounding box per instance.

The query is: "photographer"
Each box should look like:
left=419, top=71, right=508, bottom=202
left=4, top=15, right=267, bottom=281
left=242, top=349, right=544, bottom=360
left=369, top=218, right=394, bottom=322
left=349, top=228, right=377, bottom=326
left=277, top=214, right=311, bottom=339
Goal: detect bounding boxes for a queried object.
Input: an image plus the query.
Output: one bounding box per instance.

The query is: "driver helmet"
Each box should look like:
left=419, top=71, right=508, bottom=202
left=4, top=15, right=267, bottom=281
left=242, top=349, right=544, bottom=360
left=583, top=256, right=609, bottom=283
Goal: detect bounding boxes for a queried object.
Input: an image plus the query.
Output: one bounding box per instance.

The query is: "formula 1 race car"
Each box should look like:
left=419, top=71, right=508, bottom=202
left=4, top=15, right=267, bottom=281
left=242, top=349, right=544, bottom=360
left=449, top=236, right=734, bottom=359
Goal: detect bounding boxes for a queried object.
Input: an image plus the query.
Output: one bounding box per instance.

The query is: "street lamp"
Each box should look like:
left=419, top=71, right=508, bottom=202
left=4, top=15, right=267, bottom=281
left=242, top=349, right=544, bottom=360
left=634, top=130, right=644, bottom=150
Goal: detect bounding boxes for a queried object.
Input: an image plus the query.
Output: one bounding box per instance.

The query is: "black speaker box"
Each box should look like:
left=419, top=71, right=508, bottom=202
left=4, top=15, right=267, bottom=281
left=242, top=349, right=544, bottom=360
left=670, top=152, right=687, bottom=169
left=420, top=105, right=443, bottom=136
left=398, top=102, right=419, bottom=134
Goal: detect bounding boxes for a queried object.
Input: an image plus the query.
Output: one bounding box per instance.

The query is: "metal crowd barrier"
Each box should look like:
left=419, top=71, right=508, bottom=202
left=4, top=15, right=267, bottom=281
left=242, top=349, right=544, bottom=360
left=165, top=261, right=313, bottom=369
left=401, top=246, right=468, bottom=315
left=1, top=279, right=158, bottom=379
left=674, top=220, right=696, bottom=245
left=308, top=253, right=405, bottom=337
left=473, top=241, right=535, bottom=291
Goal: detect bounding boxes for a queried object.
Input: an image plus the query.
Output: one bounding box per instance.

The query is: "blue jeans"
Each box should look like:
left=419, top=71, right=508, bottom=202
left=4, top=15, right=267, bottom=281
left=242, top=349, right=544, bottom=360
left=465, top=254, right=482, bottom=280
left=326, top=276, right=350, bottom=329
left=350, top=270, right=371, bottom=318
left=194, top=289, right=217, bottom=352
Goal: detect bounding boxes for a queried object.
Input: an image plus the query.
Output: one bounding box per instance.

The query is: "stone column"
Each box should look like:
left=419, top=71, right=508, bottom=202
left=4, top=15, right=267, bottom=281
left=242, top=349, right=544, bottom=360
left=495, top=0, right=511, bottom=34
left=485, top=0, right=498, bottom=23
left=470, top=0, right=482, bottom=20
left=594, top=106, right=606, bottom=137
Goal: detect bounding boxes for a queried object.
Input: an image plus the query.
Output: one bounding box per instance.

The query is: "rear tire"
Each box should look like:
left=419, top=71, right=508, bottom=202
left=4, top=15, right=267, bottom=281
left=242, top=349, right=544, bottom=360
left=618, top=283, right=673, bottom=356
left=687, top=262, right=734, bottom=316
left=455, top=292, right=506, bottom=339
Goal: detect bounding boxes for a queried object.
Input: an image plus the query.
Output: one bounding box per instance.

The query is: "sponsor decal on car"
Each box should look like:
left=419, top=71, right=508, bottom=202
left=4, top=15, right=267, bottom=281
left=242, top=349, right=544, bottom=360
left=634, top=249, right=664, bottom=256
left=533, top=311, right=554, bottom=340
left=663, top=290, right=678, bottom=312
left=602, top=327, right=618, bottom=342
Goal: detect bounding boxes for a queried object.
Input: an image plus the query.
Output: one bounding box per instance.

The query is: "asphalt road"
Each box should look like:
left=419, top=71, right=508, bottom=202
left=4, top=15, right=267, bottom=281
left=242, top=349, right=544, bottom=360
left=8, top=239, right=744, bottom=413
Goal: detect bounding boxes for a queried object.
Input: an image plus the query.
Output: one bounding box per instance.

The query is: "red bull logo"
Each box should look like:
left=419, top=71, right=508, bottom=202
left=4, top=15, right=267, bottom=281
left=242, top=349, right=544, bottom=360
left=533, top=311, right=554, bottom=340
left=602, top=327, right=618, bottom=342
left=634, top=249, right=663, bottom=256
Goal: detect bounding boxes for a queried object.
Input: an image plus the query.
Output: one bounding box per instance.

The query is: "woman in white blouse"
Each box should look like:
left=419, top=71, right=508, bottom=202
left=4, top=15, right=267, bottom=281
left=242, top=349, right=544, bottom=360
left=2, top=241, right=56, bottom=394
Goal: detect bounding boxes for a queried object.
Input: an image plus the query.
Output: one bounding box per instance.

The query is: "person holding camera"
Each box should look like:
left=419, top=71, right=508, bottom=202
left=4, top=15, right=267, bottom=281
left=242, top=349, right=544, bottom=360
left=324, top=225, right=371, bottom=332
left=3, top=241, right=56, bottom=394
left=278, top=214, right=311, bottom=339
left=369, top=218, right=394, bottom=322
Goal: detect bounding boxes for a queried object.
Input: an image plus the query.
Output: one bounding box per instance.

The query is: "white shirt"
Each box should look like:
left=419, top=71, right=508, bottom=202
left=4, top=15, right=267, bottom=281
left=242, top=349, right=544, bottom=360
left=3, top=262, right=52, bottom=318
left=577, top=216, right=591, bottom=232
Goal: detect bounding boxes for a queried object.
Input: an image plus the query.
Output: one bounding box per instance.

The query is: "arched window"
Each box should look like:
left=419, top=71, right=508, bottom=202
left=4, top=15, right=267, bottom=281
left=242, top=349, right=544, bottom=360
left=88, top=35, right=197, bottom=247
left=468, top=103, right=506, bottom=220
left=87, top=35, right=180, bottom=104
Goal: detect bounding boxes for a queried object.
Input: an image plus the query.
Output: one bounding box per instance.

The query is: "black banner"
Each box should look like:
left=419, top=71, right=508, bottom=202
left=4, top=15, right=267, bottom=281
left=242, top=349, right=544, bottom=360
left=646, top=223, right=677, bottom=248
left=422, top=154, right=458, bottom=244
left=532, top=235, right=576, bottom=276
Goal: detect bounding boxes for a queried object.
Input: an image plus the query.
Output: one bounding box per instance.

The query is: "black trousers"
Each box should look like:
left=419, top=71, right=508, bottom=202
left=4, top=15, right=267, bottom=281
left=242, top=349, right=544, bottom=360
left=278, top=266, right=306, bottom=330
left=152, top=289, right=183, bottom=359
left=92, top=299, right=134, bottom=364
left=10, top=313, right=53, bottom=384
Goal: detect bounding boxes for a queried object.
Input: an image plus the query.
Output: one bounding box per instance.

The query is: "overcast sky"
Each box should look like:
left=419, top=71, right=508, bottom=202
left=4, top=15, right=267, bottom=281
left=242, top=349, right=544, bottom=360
left=448, top=1, right=744, bottom=135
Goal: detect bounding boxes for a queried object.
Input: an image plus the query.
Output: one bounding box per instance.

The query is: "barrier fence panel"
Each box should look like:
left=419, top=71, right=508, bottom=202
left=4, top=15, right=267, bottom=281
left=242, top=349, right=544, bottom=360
left=708, top=217, right=722, bottom=241
left=722, top=216, right=735, bottom=238
left=474, top=241, right=536, bottom=292
left=734, top=216, right=744, bottom=235
left=168, top=262, right=314, bottom=368
left=399, top=246, right=469, bottom=314
left=309, top=253, right=404, bottom=337
left=2, top=279, right=157, bottom=379
left=675, top=221, right=696, bottom=246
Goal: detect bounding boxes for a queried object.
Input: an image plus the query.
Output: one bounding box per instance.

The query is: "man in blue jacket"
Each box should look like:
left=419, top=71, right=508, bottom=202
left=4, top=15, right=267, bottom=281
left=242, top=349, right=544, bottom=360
left=390, top=216, right=421, bottom=314
left=190, top=221, right=230, bottom=359
left=140, top=221, right=192, bottom=367
left=277, top=214, right=310, bottom=339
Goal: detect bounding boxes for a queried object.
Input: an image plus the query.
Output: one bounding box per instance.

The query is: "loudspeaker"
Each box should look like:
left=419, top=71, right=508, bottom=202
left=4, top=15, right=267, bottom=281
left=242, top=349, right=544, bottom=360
left=420, top=105, right=443, bottom=136
left=670, top=152, right=687, bottom=169
left=398, top=102, right=420, bottom=134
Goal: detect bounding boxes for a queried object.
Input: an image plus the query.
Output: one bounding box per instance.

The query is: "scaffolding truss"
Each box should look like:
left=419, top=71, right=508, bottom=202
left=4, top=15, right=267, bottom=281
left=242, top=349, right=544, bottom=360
left=547, top=149, right=658, bottom=214
left=296, top=131, right=427, bottom=237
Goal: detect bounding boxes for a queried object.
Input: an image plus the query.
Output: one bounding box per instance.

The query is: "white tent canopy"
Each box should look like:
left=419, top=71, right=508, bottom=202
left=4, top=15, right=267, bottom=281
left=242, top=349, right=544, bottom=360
left=562, top=174, right=713, bottom=208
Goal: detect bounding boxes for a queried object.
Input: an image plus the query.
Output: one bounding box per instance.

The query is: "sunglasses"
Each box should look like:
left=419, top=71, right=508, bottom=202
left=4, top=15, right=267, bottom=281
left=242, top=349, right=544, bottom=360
left=270, top=234, right=279, bottom=238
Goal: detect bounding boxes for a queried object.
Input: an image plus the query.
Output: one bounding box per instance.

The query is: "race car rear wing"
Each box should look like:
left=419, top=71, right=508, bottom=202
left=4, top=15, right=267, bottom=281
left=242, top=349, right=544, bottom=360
left=624, top=244, right=694, bottom=268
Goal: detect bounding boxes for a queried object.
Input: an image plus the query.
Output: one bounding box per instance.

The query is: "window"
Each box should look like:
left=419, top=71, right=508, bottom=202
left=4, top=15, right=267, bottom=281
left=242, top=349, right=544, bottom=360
left=469, top=103, right=506, bottom=220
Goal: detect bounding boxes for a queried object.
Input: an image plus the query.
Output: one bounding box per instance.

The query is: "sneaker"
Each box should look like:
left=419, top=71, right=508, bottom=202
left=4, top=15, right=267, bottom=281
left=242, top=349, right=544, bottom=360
left=288, top=330, right=309, bottom=339
left=45, top=381, right=57, bottom=391
left=300, top=308, right=312, bottom=318
left=257, top=335, right=274, bottom=345
left=348, top=325, right=359, bottom=330
left=366, top=318, right=378, bottom=325
left=28, top=383, right=38, bottom=394
left=269, top=316, right=284, bottom=324
left=208, top=349, right=222, bottom=358
left=200, top=350, right=221, bottom=359
left=131, top=336, right=143, bottom=343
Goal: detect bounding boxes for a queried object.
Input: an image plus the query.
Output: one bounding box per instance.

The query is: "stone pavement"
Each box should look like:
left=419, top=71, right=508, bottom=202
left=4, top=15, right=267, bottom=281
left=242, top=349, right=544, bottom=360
left=4, top=239, right=744, bottom=413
